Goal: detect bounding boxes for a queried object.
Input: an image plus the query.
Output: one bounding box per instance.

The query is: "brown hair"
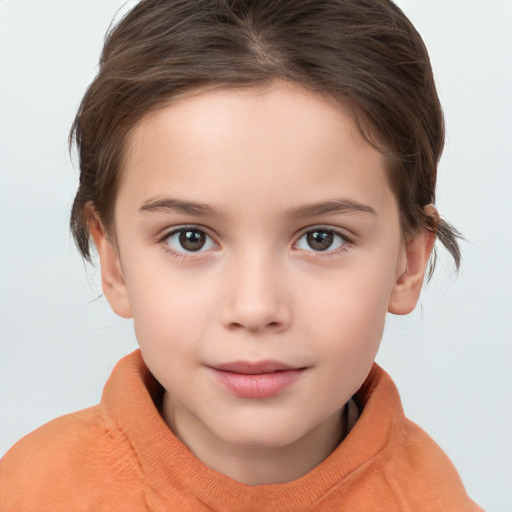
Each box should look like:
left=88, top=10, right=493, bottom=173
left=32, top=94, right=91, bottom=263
left=70, top=0, right=461, bottom=273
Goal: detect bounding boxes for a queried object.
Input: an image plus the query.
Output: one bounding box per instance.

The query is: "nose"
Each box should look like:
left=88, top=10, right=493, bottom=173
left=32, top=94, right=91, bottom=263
left=220, top=253, right=292, bottom=334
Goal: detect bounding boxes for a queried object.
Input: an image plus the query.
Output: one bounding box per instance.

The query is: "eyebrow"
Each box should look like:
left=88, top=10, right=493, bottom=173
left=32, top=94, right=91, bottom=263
left=138, top=197, right=376, bottom=218
left=284, top=199, right=377, bottom=218
left=139, top=197, right=221, bottom=217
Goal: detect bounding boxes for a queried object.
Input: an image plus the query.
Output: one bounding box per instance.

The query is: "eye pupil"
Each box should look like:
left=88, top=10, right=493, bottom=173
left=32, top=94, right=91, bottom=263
left=179, top=230, right=206, bottom=251
left=307, top=230, right=333, bottom=251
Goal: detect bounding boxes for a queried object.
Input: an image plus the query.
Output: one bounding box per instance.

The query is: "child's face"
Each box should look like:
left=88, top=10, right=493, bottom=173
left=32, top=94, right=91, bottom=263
left=94, top=81, right=429, bottom=463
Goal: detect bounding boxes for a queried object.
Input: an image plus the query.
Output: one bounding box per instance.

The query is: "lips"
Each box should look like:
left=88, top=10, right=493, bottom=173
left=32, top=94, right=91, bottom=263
left=213, top=360, right=298, bottom=375
left=209, top=360, right=305, bottom=398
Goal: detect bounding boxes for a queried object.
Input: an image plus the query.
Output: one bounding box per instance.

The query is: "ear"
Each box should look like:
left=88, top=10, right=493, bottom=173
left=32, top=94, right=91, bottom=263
left=388, top=224, right=436, bottom=316
left=87, top=210, right=132, bottom=319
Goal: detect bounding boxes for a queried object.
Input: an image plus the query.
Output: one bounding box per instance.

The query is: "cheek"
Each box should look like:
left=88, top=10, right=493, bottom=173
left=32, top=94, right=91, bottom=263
left=128, top=270, right=220, bottom=395
left=307, top=255, right=396, bottom=316
left=125, top=259, right=220, bottom=350
left=298, top=252, right=399, bottom=356
left=300, top=278, right=388, bottom=398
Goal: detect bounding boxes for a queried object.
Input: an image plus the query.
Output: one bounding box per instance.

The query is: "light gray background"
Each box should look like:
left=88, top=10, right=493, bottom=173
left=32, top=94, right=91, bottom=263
left=1, top=1, right=510, bottom=510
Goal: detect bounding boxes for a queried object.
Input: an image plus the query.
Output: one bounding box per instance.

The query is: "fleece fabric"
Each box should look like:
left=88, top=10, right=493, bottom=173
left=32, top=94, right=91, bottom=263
left=0, top=350, right=483, bottom=512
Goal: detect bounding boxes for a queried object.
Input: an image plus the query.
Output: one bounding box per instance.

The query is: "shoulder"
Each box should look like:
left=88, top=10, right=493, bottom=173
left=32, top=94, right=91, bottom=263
left=354, top=365, right=483, bottom=510
left=0, top=406, right=145, bottom=511
left=1, top=405, right=105, bottom=479
left=383, top=410, right=483, bottom=511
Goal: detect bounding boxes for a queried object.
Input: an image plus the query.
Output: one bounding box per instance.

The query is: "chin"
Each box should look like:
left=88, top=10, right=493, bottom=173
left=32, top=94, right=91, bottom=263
left=214, top=419, right=308, bottom=450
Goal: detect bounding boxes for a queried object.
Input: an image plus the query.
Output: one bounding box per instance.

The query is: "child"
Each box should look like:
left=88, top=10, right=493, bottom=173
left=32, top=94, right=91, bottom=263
left=0, top=0, right=484, bottom=510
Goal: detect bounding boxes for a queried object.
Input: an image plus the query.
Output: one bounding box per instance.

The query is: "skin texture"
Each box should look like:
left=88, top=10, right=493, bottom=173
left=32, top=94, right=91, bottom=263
left=89, top=81, right=435, bottom=485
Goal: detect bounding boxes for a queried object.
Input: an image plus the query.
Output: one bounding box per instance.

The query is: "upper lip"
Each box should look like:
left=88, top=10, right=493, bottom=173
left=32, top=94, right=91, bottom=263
left=211, top=360, right=301, bottom=375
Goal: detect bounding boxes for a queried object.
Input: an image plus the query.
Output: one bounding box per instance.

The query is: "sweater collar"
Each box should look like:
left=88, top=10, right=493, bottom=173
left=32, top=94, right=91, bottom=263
left=101, top=349, right=403, bottom=511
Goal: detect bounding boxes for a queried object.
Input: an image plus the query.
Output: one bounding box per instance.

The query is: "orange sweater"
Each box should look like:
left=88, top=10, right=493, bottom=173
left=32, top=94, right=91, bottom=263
left=0, top=350, right=482, bottom=511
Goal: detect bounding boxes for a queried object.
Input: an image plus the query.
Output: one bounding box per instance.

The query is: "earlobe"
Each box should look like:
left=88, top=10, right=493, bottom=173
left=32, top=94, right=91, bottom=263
left=388, top=227, right=436, bottom=315
left=87, top=210, right=133, bottom=319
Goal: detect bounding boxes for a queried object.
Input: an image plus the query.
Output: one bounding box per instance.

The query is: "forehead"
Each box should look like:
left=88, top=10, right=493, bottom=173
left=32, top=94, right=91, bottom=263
left=119, top=81, right=396, bottom=219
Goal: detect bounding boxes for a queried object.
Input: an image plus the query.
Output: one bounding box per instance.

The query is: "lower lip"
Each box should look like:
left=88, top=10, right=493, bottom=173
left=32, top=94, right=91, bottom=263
left=211, top=368, right=304, bottom=398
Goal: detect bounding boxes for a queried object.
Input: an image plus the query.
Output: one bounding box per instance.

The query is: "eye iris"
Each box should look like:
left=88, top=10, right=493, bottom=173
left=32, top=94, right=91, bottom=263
left=179, top=230, right=206, bottom=251
left=307, top=230, right=333, bottom=251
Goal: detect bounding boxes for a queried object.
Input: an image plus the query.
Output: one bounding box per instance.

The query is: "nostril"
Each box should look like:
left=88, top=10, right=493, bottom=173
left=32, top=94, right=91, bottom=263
left=227, top=320, right=282, bottom=333
left=221, top=299, right=292, bottom=333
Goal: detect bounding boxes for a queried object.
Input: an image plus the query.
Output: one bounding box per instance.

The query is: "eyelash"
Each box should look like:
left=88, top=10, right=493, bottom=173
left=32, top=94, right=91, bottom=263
left=158, top=225, right=218, bottom=260
left=157, top=225, right=352, bottom=260
left=294, top=226, right=351, bottom=257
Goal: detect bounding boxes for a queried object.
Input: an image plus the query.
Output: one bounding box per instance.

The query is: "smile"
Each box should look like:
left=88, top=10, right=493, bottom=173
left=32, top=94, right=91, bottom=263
left=209, top=361, right=305, bottom=398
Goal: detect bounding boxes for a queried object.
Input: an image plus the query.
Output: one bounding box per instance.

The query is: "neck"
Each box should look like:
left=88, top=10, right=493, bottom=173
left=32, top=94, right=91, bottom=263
left=162, top=393, right=346, bottom=485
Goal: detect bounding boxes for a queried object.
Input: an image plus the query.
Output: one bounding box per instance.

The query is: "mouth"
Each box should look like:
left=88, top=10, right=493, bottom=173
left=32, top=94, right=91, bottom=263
left=208, top=360, right=306, bottom=398
left=212, top=360, right=300, bottom=374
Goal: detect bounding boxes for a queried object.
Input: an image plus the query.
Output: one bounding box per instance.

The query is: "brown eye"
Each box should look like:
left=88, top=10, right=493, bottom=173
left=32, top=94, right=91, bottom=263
left=296, top=228, right=347, bottom=253
left=165, top=227, right=215, bottom=253
left=179, top=230, right=206, bottom=251
left=307, top=230, right=334, bottom=251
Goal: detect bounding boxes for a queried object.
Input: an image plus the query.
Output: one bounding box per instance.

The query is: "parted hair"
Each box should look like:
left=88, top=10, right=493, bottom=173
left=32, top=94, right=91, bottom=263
left=70, top=0, right=461, bottom=273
